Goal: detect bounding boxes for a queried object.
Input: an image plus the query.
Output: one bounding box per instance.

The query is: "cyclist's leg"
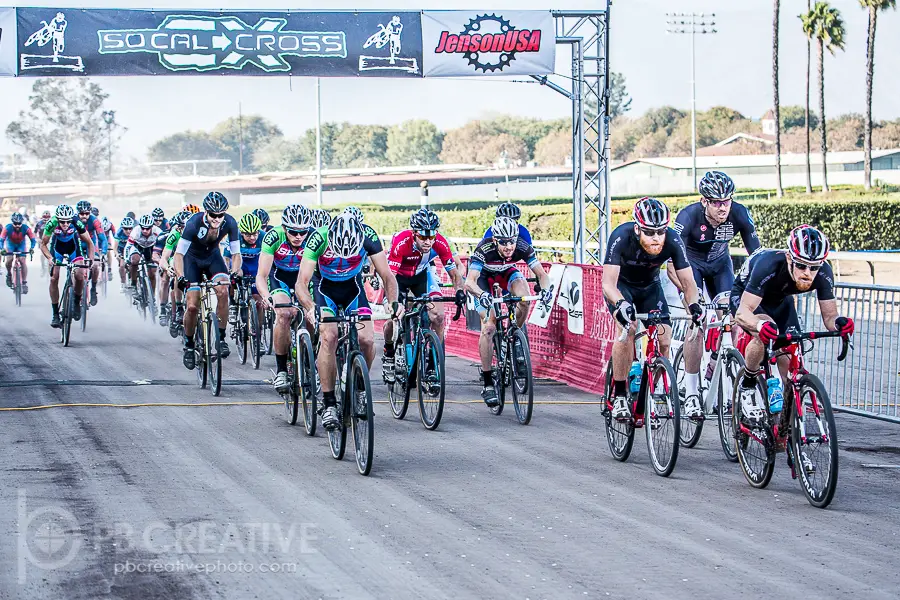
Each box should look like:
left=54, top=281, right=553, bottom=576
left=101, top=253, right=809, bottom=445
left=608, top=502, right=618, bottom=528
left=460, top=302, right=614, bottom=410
left=608, top=284, right=639, bottom=399
left=345, top=275, right=375, bottom=366
left=182, top=254, right=206, bottom=341
left=313, top=278, right=342, bottom=400
left=474, top=273, right=500, bottom=377
left=48, top=250, right=63, bottom=304
left=508, top=273, right=530, bottom=328
left=682, top=264, right=707, bottom=396
left=202, top=252, right=231, bottom=339
left=633, top=281, right=672, bottom=356
left=127, top=246, right=139, bottom=287
left=271, top=270, right=298, bottom=377
left=385, top=273, right=423, bottom=355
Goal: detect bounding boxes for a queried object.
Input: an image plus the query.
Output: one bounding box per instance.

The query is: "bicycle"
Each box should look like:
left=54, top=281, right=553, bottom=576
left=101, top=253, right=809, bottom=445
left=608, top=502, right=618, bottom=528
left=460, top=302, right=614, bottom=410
left=55, top=258, right=91, bottom=347
left=79, top=276, right=90, bottom=332
left=602, top=311, right=693, bottom=477
left=732, top=330, right=849, bottom=508
left=261, top=307, right=275, bottom=356
left=387, top=293, right=463, bottom=430
left=231, top=276, right=254, bottom=365
left=192, top=276, right=230, bottom=397
left=133, top=257, right=158, bottom=323
left=673, top=301, right=745, bottom=459
left=273, top=297, right=318, bottom=435
left=99, top=253, right=109, bottom=299
left=4, top=251, right=30, bottom=307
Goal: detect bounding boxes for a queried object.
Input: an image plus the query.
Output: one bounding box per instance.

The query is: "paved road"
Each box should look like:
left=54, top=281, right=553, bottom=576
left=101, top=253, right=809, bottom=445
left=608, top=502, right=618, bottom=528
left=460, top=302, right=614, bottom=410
left=2, top=274, right=900, bottom=600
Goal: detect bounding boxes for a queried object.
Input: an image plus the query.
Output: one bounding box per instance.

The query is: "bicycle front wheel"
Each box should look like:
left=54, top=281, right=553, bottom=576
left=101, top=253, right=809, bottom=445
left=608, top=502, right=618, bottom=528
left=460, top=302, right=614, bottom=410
left=673, top=345, right=703, bottom=448
left=264, top=311, right=274, bottom=355
left=208, top=313, right=222, bottom=397
left=510, top=329, right=533, bottom=425
left=603, top=358, right=635, bottom=462
left=236, top=305, right=248, bottom=365
left=417, top=330, right=445, bottom=430
left=284, top=336, right=300, bottom=426
left=61, top=284, right=73, bottom=347
left=387, top=349, right=410, bottom=420
left=298, top=329, right=317, bottom=436
left=732, top=375, right=775, bottom=489
left=491, top=333, right=505, bottom=416
left=349, top=352, right=375, bottom=476
left=793, top=375, right=839, bottom=508
left=14, top=267, right=22, bottom=307
left=80, top=291, right=88, bottom=332
left=328, top=351, right=348, bottom=461
left=717, top=349, right=743, bottom=463
left=195, top=321, right=208, bottom=389
left=644, top=356, right=680, bottom=477
left=249, top=300, right=262, bottom=370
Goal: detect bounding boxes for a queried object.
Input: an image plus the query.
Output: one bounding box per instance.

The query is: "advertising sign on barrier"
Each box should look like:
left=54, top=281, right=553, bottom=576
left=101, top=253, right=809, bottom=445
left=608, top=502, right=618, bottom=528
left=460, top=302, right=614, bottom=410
left=16, top=9, right=423, bottom=77
left=0, top=8, right=16, bottom=75
left=421, top=10, right=554, bottom=77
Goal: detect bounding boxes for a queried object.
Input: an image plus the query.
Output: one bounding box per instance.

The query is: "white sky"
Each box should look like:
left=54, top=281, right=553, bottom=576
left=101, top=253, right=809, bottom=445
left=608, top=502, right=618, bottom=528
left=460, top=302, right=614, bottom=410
left=0, top=0, right=897, bottom=158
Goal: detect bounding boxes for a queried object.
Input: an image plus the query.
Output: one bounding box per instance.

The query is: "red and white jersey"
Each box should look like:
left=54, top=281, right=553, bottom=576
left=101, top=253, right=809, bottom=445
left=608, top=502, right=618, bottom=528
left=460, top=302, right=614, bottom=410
left=388, top=229, right=457, bottom=277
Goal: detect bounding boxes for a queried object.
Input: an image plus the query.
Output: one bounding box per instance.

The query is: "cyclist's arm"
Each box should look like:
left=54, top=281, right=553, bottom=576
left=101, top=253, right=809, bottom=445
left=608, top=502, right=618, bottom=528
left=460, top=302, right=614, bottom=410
left=665, top=260, right=683, bottom=292
left=819, top=299, right=839, bottom=331
left=26, top=227, right=37, bottom=250
left=529, top=261, right=550, bottom=292
left=674, top=266, right=700, bottom=306
left=734, top=292, right=766, bottom=334
left=225, top=218, right=241, bottom=274
left=40, top=234, right=53, bottom=261
left=601, top=264, right=624, bottom=305
left=256, top=252, right=274, bottom=306
left=449, top=266, right=465, bottom=291
left=296, top=257, right=317, bottom=313
left=370, top=251, right=398, bottom=304
left=79, top=231, right=95, bottom=261
left=738, top=205, right=761, bottom=255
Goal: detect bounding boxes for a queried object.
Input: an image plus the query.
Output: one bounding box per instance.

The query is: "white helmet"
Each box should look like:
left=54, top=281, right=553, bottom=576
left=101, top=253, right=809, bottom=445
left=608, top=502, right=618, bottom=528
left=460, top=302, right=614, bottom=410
left=327, top=213, right=366, bottom=259
left=138, top=214, right=154, bottom=228
left=55, top=205, right=75, bottom=220
left=490, top=216, right=519, bottom=240
left=282, top=204, right=311, bottom=230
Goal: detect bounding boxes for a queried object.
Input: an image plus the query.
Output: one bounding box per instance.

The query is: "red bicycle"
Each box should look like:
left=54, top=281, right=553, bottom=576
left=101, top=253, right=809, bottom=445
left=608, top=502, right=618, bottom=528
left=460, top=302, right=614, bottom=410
left=733, top=330, right=849, bottom=508
left=602, top=311, right=692, bottom=477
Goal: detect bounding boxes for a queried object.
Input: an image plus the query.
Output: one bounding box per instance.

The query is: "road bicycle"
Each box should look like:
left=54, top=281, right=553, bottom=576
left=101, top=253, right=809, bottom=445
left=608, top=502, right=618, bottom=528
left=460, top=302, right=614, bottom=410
left=231, top=276, right=255, bottom=365
left=55, top=258, right=91, bottom=347
left=193, top=276, right=230, bottom=397
left=272, top=297, right=318, bottom=436
left=732, top=329, right=849, bottom=508
left=4, top=251, right=30, bottom=307
left=133, top=257, right=158, bottom=323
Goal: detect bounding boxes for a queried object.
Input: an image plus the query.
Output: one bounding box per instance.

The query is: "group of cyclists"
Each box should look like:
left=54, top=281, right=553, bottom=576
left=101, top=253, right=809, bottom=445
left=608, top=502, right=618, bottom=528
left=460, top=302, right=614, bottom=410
left=2, top=170, right=854, bottom=446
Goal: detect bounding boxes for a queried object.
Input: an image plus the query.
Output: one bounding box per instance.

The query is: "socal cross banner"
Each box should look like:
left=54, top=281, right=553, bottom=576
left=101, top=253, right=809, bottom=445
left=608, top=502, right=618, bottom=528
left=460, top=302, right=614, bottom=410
left=421, top=10, right=554, bottom=77
left=0, top=8, right=17, bottom=75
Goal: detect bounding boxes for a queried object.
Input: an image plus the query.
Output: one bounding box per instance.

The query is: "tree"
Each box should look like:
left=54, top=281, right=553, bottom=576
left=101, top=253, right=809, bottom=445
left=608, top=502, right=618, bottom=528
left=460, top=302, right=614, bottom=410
left=804, top=0, right=814, bottom=193
left=439, top=121, right=489, bottom=164
left=334, top=124, right=389, bottom=168
left=534, top=130, right=571, bottom=166
left=481, top=115, right=566, bottom=161
left=6, top=78, right=120, bottom=181
left=148, top=131, right=223, bottom=163
left=609, top=72, right=633, bottom=119
left=859, top=0, right=896, bottom=189
left=773, top=0, right=784, bottom=197
left=252, top=137, right=308, bottom=172
left=780, top=105, right=819, bottom=130
left=386, top=119, right=443, bottom=165
left=211, top=115, right=282, bottom=173
left=476, top=133, right=528, bottom=167
left=300, top=122, right=341, bottom=169
left=873, top=119, right=900, bottom=149
left=802, top=2, right=846, bottom=193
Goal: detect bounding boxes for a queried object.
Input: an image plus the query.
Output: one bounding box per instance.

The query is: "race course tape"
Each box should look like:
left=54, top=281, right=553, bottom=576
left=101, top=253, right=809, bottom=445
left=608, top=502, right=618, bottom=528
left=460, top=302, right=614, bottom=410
left=1, top=400, right=604, bottom=412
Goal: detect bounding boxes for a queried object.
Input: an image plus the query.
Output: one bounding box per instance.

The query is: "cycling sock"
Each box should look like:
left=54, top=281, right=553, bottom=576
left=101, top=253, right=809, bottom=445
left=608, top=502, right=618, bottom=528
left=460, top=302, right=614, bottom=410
left=614, top=380, right=626, bottom=396
left=275, top=354, right=288, bottom=372
left=218, top=327, right=226, bottom=341
left=742, top=368, right=760, bottom=388
left=383, top=343, right=394, bottom=357
left=52, top=303, right=59, bottom=316
left=685, top=373, right=700, bottom=397
left=184, top=337, right=194, bottom=349
left=482, top=370, right=494, bottom=387
left=323, top=390, right=336, bottom=407
left=74, top=294, right=81, bottom=306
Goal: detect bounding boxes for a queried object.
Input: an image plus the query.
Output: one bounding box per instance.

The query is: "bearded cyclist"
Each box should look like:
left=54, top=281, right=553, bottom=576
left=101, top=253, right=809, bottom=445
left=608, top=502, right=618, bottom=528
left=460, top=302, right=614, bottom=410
left=297, top=213, right=401, bottom=430
left=40, top=205, right=95, bottom=328
left=602, top=197, right=704, bottom=420
left=2, top=212, right=37, bottom=293
left=76, top=200, right=107, bottom=306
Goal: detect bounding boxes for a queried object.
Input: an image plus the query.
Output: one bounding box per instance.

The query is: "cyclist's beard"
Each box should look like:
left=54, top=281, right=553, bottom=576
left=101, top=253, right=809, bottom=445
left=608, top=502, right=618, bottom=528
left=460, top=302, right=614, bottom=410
left=705, top=206, right=730, bottom=228
left=790, top=266, right=815, bottom=291
left=639, top=237, right=663, bottom=255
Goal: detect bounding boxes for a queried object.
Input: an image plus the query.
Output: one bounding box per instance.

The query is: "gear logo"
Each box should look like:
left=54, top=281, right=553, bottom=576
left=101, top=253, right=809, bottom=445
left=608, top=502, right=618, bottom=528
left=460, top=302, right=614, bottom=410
left=433, top=13, right=543, bottom=73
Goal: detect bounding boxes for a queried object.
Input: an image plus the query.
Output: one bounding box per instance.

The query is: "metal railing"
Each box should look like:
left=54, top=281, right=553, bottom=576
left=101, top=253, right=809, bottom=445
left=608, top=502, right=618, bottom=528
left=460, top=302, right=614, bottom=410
left=796, top=283, right=900, bottom=422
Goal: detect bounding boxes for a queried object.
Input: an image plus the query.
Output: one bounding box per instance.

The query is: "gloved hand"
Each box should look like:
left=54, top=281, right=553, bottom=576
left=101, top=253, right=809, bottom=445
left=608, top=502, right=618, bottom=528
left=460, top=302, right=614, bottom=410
left=455, top=288, right=466, bottom=305
left=539, top=287, right=553, bottom=306
left=176, top=276, right=189, bottom=292
left=390, top=301, right=401, bottom=319
left=757, top=320, right=779, bottom=344
left=835, top=316, right=854, bottom=336
left=688, top=302, right=705, bottom=327
left=613, top=299, right=635, bottom=327
left=478, top=292, right=493, bottom=310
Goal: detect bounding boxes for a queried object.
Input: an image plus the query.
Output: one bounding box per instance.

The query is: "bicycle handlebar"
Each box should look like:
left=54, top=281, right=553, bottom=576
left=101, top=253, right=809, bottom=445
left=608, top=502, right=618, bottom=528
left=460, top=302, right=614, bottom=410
left=406, top=294, right=465, bottom=321
left=493, top=294, right=541, bottom=304
left=772, top=330, right=851, bottom=362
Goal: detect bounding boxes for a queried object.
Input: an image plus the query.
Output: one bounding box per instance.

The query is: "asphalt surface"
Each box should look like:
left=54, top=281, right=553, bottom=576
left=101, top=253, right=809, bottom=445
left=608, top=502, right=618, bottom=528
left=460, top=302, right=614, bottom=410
left=2, top=271, right=900, bottom=600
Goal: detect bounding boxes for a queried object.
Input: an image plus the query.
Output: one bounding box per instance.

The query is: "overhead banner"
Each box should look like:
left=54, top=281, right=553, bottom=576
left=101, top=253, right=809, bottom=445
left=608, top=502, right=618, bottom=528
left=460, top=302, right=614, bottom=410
left=0, top=8, right=16, bottom=75
left=16, top=9, right=423, bottom=77
left=421, top=11, right=554, bottom=77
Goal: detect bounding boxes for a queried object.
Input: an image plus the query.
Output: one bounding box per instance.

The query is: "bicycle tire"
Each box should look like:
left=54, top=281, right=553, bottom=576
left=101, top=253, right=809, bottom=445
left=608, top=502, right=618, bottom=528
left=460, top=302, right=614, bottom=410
left=491, top=333, right=505, bottom=416
left=328, top=347, right=348, bottom=461
left=793, top=374, right=839, bottom=508
left=732, top=375, right=775, bottom=489
left=510, top=328, right=533, bottom=425
left=349, top=352, right=375, bottom=476
left=602, top=358, right=635, bottom=461
left=80, top=290, right=88, bottom=333
left=195, top=321, right=208, bottom=389
left=717, top=349, right=743, bottom=463
left=249, top=299, right=262, bottom=370
left=299, top=329, right=317, bottom=436
left=208, top=313, right=222, bottom=397
left=147, top=281, right=158, bottom=323
left=388, top=345, right=410, bottom=420
left=14, top=265, right=22, bottom=307
left=284, top=337, right=301, bottom=425
left=101, top=264, right=108, bottom=299
left=264, top=311, right=275, bottom=355
left=417, top=329, right=445, bottom=431
left=645, top=356, right=680, bottom=477
left=61, top=283, right=73, bottom=347
left=236, top=300, right=248, bottom=365
left=138, top=276, right=148, bottom=321
left=673, top=345, right=703, bottom=448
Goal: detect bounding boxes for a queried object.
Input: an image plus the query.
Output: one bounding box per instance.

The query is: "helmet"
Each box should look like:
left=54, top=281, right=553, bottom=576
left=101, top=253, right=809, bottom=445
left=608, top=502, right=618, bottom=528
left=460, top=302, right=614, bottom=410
left=125, top=211, right=136, bottom=219
left=11, top=212, right=24, bottom=225
left=343, top=206, right=364, bottom=223
left=252, top=208, right=270, bottom=226
left=101, top=217, right=111, bottom=231
left=787, top=225, right=829, bottom=263
left=172, top=211, right=191, bottom=228
left=698, top=171, right=736, bottom=200
left=202, top=191, right=229, bottom=213
left=410, top=209, right=440, bottom=235
left=55, top=205, right=75, bottom=220
left=42, top=210, right=52, bottom=219
left=182, top=204, right=201, bottom=214
left=238, top=212, right=262, bottom=235
left=281, top=204, right=311, bottom=230
left=152, top=207, right=165, bottom=219
left=490, top=216, right=519, bottom=240
left=633, top=197, right=671, bottom=228
left=496, top=202, right=521, bottom=221
left=120, top=217, right=135, bottom=229
left=327, top=213, right=365, bottom=259
left=76, top=200, right=92, bottom=213
left=310, top=209, right=331, bottom=229
left=138, top=214, right=154, bottom=228
left=91, top=207, right=100, bottom=217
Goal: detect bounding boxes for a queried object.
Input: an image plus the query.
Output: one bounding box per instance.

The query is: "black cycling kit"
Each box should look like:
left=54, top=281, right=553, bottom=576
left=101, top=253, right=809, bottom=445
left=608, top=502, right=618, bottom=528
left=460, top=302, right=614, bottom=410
left=175, top=212, right=240, bottom=285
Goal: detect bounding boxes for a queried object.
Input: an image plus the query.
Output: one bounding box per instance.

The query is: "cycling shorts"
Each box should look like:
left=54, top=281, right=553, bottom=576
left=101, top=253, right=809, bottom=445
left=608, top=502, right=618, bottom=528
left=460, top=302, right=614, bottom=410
left=4, top=241, right=28, bottom=254
left=51, top=239, right=84, bottom=262
left=689, top=257, right=734, bottom=303
left=606, top=280, right=671, bottom=326
left=396, top=271, right=442, bottom=302
left=474, top=268, right=525, bottom=315
left=729, top=293, right=800, bottom=336
left=183, top=251, right=227, bottom=285
left=314, top=274, right=370, bottom=317
left=52, top=249, right=85, bottom=265
left=126, top=244, right=155, bottom=264
left=268, top=268, right=298, bottom=298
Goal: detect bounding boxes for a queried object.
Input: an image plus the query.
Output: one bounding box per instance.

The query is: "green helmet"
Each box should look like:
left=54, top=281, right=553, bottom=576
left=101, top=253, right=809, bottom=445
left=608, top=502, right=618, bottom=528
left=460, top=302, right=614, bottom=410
left=238, top=212, right=262, bottom=235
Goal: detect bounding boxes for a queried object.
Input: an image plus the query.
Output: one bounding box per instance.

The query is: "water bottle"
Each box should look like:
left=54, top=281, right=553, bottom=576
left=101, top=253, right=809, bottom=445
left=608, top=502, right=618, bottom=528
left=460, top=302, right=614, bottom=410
left=628, top=361, right=642, bottom=394
left=704, top=350, right=718, bottom=381
left=405, top=344, right=415, bottom=371
left=766, top=377, right=784, bottom=413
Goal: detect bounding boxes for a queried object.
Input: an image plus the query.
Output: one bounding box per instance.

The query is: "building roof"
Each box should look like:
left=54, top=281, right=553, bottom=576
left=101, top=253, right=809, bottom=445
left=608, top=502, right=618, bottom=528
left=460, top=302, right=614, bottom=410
left=613, top=148, right=900, bottom=171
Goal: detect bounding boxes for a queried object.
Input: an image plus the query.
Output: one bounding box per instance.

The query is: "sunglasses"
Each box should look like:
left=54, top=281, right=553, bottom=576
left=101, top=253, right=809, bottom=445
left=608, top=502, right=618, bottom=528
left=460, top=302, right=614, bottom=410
left=79, top=212, right=91, bottom=217
left=122, top=227, right=133, bottom=232
left=58, top=219, right=71, bottom=225
left=207, top=212, right=225, bottom=219
left=496, top=237, right=517, bottom=247
left=639, top=227, right=667, bottom=237
left=415, top=232, right=436, bottom=241
left=141, top=226, right=152, bottom=232
left=705, top=198, right=732, bottom=208
left=285, top=228, right=308, bottom=237
left=792, top=261, right=821, bottom=272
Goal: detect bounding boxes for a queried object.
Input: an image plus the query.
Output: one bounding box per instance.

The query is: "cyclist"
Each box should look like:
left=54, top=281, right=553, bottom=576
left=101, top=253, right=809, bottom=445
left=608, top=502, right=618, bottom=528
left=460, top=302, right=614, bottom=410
left=256, top=205, right=314, bottom=394
left=672, top=171, right=761, bottom=418
left=344, top=206, right=365, bottom=223
left=76, top=200, right=108, bottom=306
left=115, top=217, right=134, bottom=289
left=125, top=215, right=162, bottom=304
left=225, top=212, right=265, bottom=327
left=34, top=209, right=53, bottom=276
left=159, top=211, right=192, bottom=333
left=101, top=216, right=116, bottom=284
left=174, top=191, right=241, bottom=369
left=182, top=204, right=201, bottom=216
left=40, top=205, right=95, bottom=328
left=297, top=213, right=401, bottom=430
left=309, top=209, right=332, bottom=230
left=382, top=208, right=466, bottom=383
left=253, top=208, right=274, bottom=234
left=483, top=202, right=533, bottom=245
left=2, top=212, right=37, bottom=293
left=602, top=197, right=704, bottom=420
left=731, top=225, right=854, bottom=425
left=464, top=216, right=551, bottom=407
left=153, top=213, right=185, bottom=327
left=152, top=207, right=170, bottom=233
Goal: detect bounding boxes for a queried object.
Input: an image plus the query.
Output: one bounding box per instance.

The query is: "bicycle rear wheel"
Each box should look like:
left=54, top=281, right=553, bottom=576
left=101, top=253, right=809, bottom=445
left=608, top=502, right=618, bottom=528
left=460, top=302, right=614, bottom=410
left=603, top=358, right=635, bottom=462
left=732, top=375, right=775, bottom=489
left=250, top=300, right=262, bottom=369
left=717, top=349, right=743, bottom=463
left=61, top=284, right=73, bottom=347
left=491, top=333, right=505, bottom=416
left=298, top=329, right=317, bottom=436
left=673, top=345, right=703, bottom=448
left=644, top=356, right=680, bottom=477
left=195, top=322, right=208, bottom=389
left=349, top=353, right=375, bottom=476
left=510, top=329, right=533, bottom=425
left=208, top=313, right=222, bottom=397
left=792, top=375, right=839, bottom=508
left=284, top=337, right=300, bottom=425
left=417, top=330, right=445, bottom=430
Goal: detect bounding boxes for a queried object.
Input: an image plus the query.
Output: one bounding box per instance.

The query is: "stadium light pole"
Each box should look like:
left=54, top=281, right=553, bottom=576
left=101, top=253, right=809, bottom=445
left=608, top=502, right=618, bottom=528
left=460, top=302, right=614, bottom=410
left=315, top=77, right=323, bottom=207
left=101, top=110, right=115, bottom=179
left=665, top=12, right=717, bottom=189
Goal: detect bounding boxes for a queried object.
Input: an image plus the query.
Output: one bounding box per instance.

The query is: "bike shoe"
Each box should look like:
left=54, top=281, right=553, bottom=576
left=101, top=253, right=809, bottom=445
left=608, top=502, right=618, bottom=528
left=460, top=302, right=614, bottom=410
left=612, top=395, right=631, bottom=420
left=683, top=394, right=704, bottom=419
left=182, top=346, right=196, bottom=370
left=320, top=406, right=341, bottom=431
left=481, top=385, right=500, bottom=407
left=72, top=304, right=82, bottom=321
left=90, top=287, right=98, bottom=307
left=273, top=371, right=291, bottom=394
left=50, top=314, right=61, bottom=329
left=739, top=385, right=766, bottom=425
left=22, top=282, right=28, bottom=295
left=382, top=353, right=395, bottom=384
left=219, top=340, right=231, bottom=359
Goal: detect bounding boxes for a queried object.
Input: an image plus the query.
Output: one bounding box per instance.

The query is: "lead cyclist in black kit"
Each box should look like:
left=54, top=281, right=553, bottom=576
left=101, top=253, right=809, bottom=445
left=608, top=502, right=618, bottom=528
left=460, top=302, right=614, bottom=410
left=671, top=171, right=761, bottom=418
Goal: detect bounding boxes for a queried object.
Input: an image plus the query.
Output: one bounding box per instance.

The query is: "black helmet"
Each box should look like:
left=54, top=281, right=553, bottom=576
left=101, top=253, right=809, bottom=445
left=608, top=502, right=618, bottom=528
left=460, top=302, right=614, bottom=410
left=409, top=209, right=440, bottom=235
left=787, top=225, right=829, bottom=263
left=152, top=207, right=165, bottom=219
left=698, top=171, right=736, bottom=200
left=495, top=202, right=521, bottom=220
left=202, top=191, right=229, bottom=213
left=252, top=207, right=270, bottom=226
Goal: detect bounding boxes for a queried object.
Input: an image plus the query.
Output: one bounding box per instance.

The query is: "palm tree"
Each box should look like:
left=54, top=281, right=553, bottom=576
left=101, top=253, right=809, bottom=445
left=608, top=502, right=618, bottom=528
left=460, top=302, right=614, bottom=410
left=801, top=2, right=846, bottom=193
left=773, top=0, right=784, bottom=197
left=860, top=0, right=896, bottom=190
left=804, top=0, right=813, bottom=194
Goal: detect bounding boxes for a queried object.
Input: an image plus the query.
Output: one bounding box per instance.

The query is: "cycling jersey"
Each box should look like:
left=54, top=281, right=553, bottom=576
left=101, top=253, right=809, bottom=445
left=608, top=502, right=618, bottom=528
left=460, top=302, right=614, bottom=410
left=225, top=235, right=263, bottom=277
left=303, top=225, right=383, bottom=282
left=673, top=202, right=760, bottom=263
left=79, top=214, right=108, bottom=254
left=388, top=229, right=457, bottom=277
left=603, top=222, right=690, bottom=287
left=155, top=218, right=170, bottom=233
left=1, top=223, right=36, bottom=252
left=164, top=230, right=181, bottom=253
left=261, top=228, right=307, bottom=272
left=732, top=249, right=835, bottom=307
left=128, top=225, right=162, bottom=249
left=469, top=237, right=539, bottom=275
left=114, top=229, right=131, bottom=254
left=44, top=216, right=88, bottom=260
left=482, top=223, right=533, bottom=245
left=153, top=231, right=170, bottom=255
left=176, top=212, right=240, bottom=259
left=34, top=219, right=49, bottom=238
